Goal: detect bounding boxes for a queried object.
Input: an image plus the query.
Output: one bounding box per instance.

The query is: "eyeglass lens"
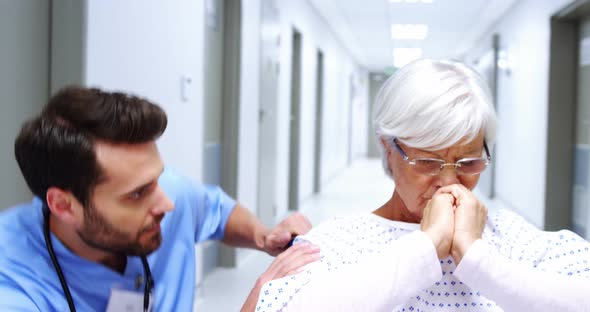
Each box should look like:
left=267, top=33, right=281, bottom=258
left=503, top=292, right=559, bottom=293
left=413, top=158, right=488, bottom=175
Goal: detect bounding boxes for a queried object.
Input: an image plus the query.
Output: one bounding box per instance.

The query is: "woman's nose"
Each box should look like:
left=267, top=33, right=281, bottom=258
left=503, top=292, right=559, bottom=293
left=436, top=165, right=461, bottom=187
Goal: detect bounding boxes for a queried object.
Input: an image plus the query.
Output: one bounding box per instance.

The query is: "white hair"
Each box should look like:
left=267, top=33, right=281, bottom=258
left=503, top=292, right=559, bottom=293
left=373, top=58, right=497, bottom=176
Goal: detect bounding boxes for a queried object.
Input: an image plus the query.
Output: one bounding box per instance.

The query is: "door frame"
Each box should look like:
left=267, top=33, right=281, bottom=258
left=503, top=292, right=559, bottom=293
left=288, top=28, right=302, bottom=211
left=313, top=49, right=324, bottom=194
left=544, top=0, right=590, bottom=231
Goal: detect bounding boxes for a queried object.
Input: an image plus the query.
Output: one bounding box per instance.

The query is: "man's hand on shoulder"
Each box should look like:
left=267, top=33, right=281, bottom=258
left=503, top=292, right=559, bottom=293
left=262, top=213, right=313, bottom=256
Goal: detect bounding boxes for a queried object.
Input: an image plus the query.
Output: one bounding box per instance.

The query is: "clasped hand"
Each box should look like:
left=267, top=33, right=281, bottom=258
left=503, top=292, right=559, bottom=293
left=420, top=184, right=487, bottom=264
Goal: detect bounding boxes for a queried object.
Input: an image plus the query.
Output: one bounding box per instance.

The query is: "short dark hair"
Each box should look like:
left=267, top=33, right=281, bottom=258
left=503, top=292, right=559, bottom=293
left=14, top=86, right=168, bottom=206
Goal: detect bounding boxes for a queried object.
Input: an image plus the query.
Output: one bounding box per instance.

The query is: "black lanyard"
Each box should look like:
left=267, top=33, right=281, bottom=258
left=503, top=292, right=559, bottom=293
left=43, top=209, right=154, bottom=312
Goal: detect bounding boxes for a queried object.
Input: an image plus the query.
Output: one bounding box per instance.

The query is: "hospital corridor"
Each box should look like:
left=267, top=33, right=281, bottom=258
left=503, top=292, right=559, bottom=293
left=1, top=0, right=590, bottom=311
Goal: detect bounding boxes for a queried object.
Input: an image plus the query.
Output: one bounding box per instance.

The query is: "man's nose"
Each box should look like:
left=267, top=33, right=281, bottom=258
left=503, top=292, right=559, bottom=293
left=150, top=186, right=175, bottom=215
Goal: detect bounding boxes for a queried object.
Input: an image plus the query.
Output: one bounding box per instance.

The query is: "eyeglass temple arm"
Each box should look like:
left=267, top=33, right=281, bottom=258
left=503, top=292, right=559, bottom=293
left=483, top=140, right=491, bottom=160
left=391, top=138, right=409, bottom=160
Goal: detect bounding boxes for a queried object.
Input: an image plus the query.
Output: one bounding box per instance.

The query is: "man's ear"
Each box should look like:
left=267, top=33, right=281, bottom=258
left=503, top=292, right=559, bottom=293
left=46, top=187, right=83, bottom=226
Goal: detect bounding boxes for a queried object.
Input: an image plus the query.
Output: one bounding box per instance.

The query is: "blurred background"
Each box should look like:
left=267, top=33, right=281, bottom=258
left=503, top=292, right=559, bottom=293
left=1, top=0, right=589, bottom=310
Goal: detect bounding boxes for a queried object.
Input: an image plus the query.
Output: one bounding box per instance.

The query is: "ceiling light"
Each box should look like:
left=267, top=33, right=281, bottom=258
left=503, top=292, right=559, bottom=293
left=391, top=24, right=429, bottom=40
left=389, top=0, right=434, bottom=3
left=393, top=48, right=422, bottom=68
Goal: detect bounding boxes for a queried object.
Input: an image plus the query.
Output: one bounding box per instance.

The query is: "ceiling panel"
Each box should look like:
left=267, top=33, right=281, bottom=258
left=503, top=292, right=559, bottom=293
left=309, top=0, right=518, bottom=71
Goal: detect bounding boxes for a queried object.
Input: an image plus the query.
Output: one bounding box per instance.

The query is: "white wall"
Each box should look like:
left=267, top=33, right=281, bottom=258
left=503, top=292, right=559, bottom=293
left=350, top=73, right=370, bottom=160
left=84, top=0, right=205, bottom=182
left=320, top=56, right=353, bottom=179
left=464, top=0, right=574, bottom=228
left=264, top=1, right=368, bottom=216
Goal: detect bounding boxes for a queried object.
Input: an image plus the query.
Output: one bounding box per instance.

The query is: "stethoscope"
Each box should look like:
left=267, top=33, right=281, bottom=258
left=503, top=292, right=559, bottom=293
left=43, top=209, right=154, bottom=312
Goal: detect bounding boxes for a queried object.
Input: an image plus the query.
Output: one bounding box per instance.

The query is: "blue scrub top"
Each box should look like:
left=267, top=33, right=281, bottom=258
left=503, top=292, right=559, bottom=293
left=0, top=167, right=236, bottom=311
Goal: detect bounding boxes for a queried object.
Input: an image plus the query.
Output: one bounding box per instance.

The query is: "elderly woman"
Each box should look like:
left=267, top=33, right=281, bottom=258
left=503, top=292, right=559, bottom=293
left=253, top=59, right=590, bottom=311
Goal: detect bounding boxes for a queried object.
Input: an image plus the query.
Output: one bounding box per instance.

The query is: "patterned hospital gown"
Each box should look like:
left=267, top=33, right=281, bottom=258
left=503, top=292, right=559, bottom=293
left=255, top=209, right=590, bottom=311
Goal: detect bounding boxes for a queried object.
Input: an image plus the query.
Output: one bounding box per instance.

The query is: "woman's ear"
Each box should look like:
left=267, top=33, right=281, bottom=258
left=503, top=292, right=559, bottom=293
left=379, top=137, right=396, bottom=177
left=380, top=137, right=391, bottom=156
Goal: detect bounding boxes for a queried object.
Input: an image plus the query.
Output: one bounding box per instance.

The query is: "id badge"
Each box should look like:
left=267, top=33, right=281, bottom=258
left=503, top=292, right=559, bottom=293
left=105, top=288, right=154, bottom=312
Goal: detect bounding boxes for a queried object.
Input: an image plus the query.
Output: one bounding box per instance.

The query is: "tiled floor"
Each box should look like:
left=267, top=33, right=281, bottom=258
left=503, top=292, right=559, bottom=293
left=194, top=157, right=394, bottom=311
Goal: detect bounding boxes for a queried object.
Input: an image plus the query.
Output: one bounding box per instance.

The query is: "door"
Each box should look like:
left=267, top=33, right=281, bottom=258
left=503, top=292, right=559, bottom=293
left=257, top=0, right=281, bottom=226
left=572, top=16, right=590, bottom=240
left=0, top=0, right=50, bottom=210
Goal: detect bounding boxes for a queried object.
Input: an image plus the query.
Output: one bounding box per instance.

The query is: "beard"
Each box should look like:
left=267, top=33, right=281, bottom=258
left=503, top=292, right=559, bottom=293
left=77, top=203, right=163, bottom=256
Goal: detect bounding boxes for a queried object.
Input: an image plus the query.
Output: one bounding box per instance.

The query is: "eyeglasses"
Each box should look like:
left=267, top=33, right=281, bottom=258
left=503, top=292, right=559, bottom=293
left=391, top=138, right=491, bottom=176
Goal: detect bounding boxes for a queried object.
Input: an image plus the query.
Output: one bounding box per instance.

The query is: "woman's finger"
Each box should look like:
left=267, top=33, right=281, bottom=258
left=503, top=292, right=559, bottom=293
left=277, top=251, right=321, bottom=277
left=268, top=243, right=320, bottom=278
